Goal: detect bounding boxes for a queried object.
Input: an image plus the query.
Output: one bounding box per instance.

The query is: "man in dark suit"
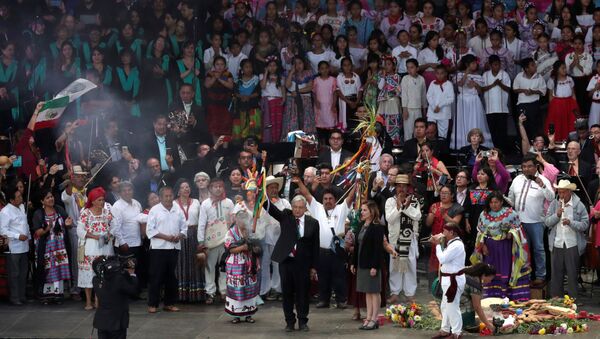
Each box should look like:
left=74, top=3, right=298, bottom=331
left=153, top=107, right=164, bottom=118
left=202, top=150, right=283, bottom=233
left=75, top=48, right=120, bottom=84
left=402, top=118, right=447, bottom=162
left=168, top=83, right=212, bottom=151
left=317, top=130, right=352, bottom=169
left=265, top=195, right=319, bottom=332
left=559, top=141, right=596, bottom=206
left=132, top=157, right=173, bottom=202
left=92, top=256, right=138, bottom=339
left=135, top=115, right=181, bottom=171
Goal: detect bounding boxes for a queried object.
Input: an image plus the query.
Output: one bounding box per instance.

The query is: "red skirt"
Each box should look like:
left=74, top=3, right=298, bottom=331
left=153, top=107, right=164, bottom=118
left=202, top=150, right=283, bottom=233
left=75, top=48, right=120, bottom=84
left=206, top=103, right=233, bottom=136
left=545, top=97, right=578, bottom=141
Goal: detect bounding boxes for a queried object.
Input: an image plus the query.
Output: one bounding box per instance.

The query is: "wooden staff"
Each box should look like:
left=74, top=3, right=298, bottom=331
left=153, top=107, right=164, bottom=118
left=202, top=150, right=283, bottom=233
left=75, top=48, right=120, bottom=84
left=83, top=155, right=112, bottom=189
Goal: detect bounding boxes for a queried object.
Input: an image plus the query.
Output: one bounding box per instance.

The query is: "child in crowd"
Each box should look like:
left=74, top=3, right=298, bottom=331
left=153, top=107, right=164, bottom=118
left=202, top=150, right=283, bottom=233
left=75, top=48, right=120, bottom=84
left=233, top=59, right=261, bottom=141
left=205, top=56, right=235, bottom=142
left=260, top=56, right=285, bottom=142
left=227, top=41, right=248, bottom=82
left=586, top=60, right=600, bottom=126
left=392, top=30, right=418, bottom=76
left=418, top=31, right=445, bottom=87
left=283, top=56, right=316, bottom=136
left=336, top=57, right=362, bottom=131
left=313, top=61, right=338, bottom=142
left=452, top=54, right=492, bottom=150
left=426, top=65, right=454, bottom=138
left=482, top=55, right=512, bottom=149
left=533, top=33, right=559, bottom=81
left=400, top=59, right=427, bottom=141
left=513, top=57, right=548, bottom=139
left=377, top=55, right=402, bottom=145
left=565, top=34, right=593, bottom=116
left=546, top=60, right=579, bottom=141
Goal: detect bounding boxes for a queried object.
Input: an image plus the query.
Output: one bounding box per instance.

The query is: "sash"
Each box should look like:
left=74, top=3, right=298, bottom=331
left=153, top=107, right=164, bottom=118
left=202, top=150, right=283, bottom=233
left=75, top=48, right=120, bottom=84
left=117, top=66, right=141, bottom=117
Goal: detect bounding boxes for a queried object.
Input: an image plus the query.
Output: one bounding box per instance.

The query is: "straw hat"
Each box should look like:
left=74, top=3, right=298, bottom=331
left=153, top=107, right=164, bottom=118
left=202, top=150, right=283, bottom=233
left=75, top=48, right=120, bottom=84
left=395, top=174, right=410, bottom=185
left=72, top=165, right=88, bottom=175
left=553, top=179, right=578, bottom=191
left=265, top=175, right=284, bottom=191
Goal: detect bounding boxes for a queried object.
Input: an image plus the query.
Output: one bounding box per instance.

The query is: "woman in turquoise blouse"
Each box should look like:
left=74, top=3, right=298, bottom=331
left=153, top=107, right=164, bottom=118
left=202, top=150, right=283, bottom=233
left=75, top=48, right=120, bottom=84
left=176, top=41, right=203, bottom=106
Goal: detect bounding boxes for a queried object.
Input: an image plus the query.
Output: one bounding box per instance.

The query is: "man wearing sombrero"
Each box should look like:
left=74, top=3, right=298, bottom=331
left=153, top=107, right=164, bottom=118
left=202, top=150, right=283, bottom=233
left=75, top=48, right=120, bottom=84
left=544, top=179, right=589, bottom=299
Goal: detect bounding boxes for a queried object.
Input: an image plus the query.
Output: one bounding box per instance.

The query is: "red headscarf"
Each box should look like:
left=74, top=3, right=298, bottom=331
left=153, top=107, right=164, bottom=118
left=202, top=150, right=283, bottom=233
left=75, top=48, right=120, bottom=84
left=85, top=187, right=106, bottom=209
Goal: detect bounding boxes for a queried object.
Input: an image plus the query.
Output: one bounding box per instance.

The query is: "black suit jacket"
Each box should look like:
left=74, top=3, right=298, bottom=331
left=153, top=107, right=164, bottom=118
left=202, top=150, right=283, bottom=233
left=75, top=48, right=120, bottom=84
left=265, top=202, right=319, bottom=269
left=169, top=101, right=213, bottom=148
left=92, top=273, right=138, bottom=332
left=136, top=132, right=181, bottom=168
left=353, top=223, right=386, bottom=269
left=317, top=147, right=352, bottom=168
left=559, top=158, right=594, bottom=205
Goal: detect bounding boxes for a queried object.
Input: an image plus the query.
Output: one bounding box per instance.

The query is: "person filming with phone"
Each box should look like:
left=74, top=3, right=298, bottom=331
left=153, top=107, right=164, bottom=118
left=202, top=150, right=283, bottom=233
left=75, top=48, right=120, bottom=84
left=508, top=154, right=554, bottom=287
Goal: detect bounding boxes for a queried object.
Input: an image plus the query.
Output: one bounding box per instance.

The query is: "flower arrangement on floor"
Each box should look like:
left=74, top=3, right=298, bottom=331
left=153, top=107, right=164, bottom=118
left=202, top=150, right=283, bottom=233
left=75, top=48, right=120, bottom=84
left=385, top=303, right=423, bottom=328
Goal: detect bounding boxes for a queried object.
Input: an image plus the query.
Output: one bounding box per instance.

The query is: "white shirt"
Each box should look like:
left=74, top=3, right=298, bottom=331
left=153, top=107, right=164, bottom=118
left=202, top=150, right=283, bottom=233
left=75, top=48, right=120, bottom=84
left=554, top=199, right=578, bottom=249
left=547, top=77, right=575, bottom=98
left=417, top=48, right=441, bottom=72
left=111, top=198, right=143, bottom=247
left=392, top=44, right=418, bottom=74
left=307, top=50, right=335, bottom=74
left=586, top=74, right=600, bottom=101
left=0, top=203, right=30, bottom=254
left=385, top=196, right=422, bottom=245
left=427, top=80, right=455, bottom=119
left=436, top=237, right=465, bottom=274
left=198, top=198, right=235, bottom=243
left=468, top=35, right=492, bottom=56
left=336, top=73, right=361, bottom=96
left=146, top=203, right=187, bottom=250
left=307, top=198, right=349, bottom=249
left=61, top=189, right=85, bottom=223
left=401, top=74, right=427, bottom=109
left=226, top=52, right=248, bottom=82
left=483, top=70, right=511, bottom=114
left=330, top=149, right=342, bottom=169
left=173, top=198, right=200, bottom=226
left=565, top=52, right=593, bottom=77
left=259, top=74, right=283, bottom=98
left=203, top=47, right=224, bottom=73
left=508, top=173, right=554, bottom=223
left=513, top=72, right=547, bottom=104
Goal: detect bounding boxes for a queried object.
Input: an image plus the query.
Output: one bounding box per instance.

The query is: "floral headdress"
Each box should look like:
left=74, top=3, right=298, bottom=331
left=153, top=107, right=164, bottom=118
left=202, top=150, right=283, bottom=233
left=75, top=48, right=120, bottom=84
left=381, top=54, right=397, bottom=65
left=265, top=55, right=278, bottom=63
left=524, top=2, right=536, bottom=12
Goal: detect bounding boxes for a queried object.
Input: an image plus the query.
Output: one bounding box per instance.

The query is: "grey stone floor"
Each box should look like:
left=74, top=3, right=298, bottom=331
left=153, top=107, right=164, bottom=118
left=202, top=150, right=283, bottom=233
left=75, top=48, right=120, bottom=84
left=1, top=293, right=600, bottom=339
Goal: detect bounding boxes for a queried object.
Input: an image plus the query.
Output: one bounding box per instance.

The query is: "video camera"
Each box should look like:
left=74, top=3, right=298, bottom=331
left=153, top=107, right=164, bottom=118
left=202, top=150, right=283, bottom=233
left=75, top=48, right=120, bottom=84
left=92, top=255, right=136, bottom=281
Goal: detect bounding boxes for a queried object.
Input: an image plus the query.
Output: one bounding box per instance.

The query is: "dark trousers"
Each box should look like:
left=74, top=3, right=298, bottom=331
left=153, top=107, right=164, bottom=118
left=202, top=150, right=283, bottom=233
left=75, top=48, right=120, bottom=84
left=148, top=249, right=179, bottom=307
left=97, top=329, right=127, bottom=339
left=517, top=101, right=542, bottom=139
left=279, top=257, right=310, bottom=326
left=8, top=253, right=28, bottom=303
left=550, top=245, right=579, bottom=299
left=116, top=246, right=145, bottom=289
left=317, top=249, right=346, bottom=304
left=486, top=113, right=508, bottom=150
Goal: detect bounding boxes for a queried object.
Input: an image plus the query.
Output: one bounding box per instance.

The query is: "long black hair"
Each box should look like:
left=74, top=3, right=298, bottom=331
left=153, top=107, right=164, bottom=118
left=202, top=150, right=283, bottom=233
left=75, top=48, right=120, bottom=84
left=334, top=34, right=350, bottom=59
left=423, top=31, right=444, bottom=60
left=462, top=263, right=496, bottom=277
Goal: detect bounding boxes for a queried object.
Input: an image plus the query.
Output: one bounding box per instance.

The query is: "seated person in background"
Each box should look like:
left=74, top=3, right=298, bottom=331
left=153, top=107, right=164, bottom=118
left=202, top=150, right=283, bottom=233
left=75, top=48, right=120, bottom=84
left=317, top=129, right=352, bottom=170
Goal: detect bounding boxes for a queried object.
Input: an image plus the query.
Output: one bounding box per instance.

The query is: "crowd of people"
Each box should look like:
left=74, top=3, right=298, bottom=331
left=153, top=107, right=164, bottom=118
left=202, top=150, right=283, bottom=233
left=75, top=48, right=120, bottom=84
left=3, top=0, right=600, bottom=337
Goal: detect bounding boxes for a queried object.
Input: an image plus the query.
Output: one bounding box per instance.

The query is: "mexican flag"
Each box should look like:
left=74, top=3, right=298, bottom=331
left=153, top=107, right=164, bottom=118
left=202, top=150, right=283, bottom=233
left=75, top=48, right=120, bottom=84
left=34, top=78, right=97, bottom=129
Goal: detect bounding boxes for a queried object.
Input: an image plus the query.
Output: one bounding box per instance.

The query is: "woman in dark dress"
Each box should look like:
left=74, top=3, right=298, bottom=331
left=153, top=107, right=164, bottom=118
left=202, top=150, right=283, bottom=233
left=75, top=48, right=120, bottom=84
left=113, top=49, right=141, bottom=122
left=142, top=35, right=173, bottom=118
left=351, top=201, right=396, bottom=331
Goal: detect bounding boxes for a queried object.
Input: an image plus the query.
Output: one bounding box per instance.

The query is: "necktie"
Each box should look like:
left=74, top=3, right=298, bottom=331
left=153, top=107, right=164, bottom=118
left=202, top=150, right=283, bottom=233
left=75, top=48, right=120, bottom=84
left=291, top=218, right=300, bottom=257
left=569, top=164, right=576, bottom=177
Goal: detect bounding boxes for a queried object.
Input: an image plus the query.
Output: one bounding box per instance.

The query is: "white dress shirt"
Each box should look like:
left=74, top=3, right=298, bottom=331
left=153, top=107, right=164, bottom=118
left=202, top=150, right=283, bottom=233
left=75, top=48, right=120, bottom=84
left=554, top=199, right=578, bottom=249
left=565, top=52, right=593, bottom=77
left=483, top=70, right=511, bottom=114
left=0, top=203, right=30, bottom=254
left=308, top=198, right=349, bottom=249
left=401, top=74, right=427, bottom=109
left=436, top=238, right=465, bottom=274
left=146, top=203, right=187, bottom=250
left=111, top=198, right=143, bottom=247
left=513, top=71, right=547, bottom=104
left=455, top=188, right=468, bottom=206
left=508, top=173, right=554, bottom=223
left=330, top=149, right=342, bottom=169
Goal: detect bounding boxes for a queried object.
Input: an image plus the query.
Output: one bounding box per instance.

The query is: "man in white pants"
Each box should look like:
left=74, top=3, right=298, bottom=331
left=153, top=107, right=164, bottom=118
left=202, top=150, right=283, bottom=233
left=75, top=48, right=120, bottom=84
left=432, top=223, right=465, bottom=339
left=385, top=174, right=421, bottom=304
left=261, top=176, right=288, bottom=300
left=198, top=178, right=234, bottom=304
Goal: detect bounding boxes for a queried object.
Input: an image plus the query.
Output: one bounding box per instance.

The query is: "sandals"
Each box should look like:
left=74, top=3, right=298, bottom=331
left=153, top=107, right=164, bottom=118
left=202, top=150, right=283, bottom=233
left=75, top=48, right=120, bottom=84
left=84, top=304, right=94, bottom=311
left=231, top=316, right=255, bottom=324
left=352, top=313, right=362, bottom=321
